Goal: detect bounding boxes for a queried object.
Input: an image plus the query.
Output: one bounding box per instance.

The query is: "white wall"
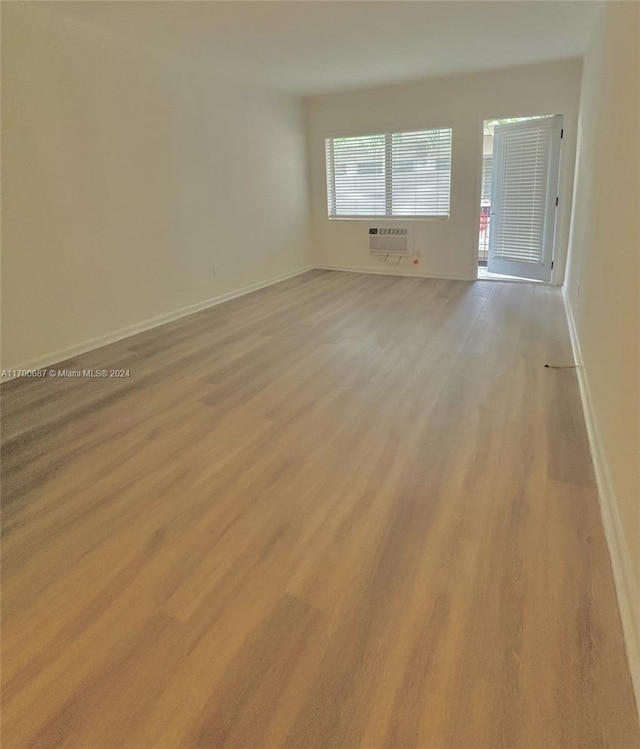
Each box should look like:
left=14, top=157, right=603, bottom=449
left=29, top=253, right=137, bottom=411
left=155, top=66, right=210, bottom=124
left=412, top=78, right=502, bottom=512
left=306, top=60, right=582, bottom=282
left=564, top=1, right=640, bottom=703
left=1, top=3, right=312, bottom=371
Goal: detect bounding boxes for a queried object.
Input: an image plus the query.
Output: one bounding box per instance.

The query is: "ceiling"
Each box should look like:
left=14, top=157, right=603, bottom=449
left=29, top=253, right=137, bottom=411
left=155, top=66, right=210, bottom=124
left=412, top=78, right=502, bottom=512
left=35, top=1, right=600, bottom=96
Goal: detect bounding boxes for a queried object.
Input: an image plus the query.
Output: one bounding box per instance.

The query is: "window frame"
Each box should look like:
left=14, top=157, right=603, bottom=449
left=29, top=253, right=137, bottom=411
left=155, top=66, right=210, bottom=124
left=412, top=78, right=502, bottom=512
left=325, top=127, right=453, bottom=221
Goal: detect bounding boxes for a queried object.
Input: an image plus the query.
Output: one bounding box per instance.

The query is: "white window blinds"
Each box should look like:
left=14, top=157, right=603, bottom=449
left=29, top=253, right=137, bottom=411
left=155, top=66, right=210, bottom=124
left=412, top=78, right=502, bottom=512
left=326, top=134, right=386, bottom=217
left=326, top=128, right=452, bottom=218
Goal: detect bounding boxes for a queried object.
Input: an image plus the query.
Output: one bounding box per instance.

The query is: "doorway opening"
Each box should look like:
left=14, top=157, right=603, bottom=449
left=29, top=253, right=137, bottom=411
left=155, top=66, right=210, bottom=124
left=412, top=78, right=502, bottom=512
left=478, top=115, right=562, bottom=282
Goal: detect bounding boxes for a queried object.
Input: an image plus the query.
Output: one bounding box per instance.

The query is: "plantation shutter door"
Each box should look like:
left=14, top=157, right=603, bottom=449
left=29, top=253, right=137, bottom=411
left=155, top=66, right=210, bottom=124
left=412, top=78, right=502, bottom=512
left=488, top=115, right=562, bottom=282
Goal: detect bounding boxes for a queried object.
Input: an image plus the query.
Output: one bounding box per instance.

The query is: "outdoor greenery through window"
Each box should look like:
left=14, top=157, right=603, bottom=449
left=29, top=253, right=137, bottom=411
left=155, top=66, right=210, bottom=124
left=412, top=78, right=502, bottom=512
left=325, top=128, right=452, bottom=218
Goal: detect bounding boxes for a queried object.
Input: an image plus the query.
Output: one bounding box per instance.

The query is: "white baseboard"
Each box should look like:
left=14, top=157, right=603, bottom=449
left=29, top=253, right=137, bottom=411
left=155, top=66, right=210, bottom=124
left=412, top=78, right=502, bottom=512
left=1, top=266, right=314, bottom=380
left=562, top=286, right=640, bottom=717
left=315, top=263, right=472, bottom=282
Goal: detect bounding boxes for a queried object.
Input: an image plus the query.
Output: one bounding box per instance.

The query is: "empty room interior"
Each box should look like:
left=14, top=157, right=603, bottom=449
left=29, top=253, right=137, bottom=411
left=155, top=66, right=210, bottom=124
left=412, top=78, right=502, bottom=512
left=2, top=1, right=639, bottom=747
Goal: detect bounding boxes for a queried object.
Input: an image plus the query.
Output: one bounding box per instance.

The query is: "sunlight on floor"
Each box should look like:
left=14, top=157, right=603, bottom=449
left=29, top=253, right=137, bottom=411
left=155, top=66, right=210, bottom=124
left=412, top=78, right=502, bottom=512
left=477, top=265, right=542, bottom=282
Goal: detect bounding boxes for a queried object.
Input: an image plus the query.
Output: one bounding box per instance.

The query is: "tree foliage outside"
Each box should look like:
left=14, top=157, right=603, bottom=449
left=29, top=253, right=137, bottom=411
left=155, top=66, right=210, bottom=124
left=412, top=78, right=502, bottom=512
left=484, top=116, right=546, bottom=134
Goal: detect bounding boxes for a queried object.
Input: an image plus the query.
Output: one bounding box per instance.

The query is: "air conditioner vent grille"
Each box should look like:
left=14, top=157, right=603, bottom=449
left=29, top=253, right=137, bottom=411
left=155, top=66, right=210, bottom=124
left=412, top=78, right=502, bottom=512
left=368, top=227, right=411, bottom=256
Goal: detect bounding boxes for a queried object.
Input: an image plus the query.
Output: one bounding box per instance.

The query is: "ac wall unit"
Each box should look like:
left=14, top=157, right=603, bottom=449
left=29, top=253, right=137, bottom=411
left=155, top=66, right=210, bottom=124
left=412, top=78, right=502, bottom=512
left=368, top=227, right=412, bottom=256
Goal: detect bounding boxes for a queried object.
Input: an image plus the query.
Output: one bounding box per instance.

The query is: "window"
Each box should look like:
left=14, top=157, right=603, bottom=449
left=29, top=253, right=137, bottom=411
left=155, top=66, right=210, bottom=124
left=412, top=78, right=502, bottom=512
left=325, top=128, right=452, bottom=218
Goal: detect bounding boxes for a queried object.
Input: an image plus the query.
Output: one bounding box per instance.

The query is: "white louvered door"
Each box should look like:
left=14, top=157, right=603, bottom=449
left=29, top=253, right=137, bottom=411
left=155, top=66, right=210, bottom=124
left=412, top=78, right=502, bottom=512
left=487, top=116, right=562, bottom=281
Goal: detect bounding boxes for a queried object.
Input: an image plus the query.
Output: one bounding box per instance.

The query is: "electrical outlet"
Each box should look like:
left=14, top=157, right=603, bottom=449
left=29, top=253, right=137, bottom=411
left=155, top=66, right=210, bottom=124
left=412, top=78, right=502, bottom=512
left=212, top=265, right=218, bottom=277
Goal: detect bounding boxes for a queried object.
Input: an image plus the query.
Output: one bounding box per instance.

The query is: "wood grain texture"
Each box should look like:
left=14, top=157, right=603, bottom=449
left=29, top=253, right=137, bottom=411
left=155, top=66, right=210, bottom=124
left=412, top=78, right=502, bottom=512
left=2, top=270, right=638, bottom=748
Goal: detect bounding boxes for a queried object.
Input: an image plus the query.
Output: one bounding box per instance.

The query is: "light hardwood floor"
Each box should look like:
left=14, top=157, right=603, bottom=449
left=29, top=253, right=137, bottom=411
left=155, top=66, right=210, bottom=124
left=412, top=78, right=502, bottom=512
left=2, top=270, right=638, bottom=748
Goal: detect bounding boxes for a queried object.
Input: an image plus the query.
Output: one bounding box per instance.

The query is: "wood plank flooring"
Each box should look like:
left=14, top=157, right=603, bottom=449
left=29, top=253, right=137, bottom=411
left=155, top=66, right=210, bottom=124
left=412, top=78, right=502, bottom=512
left=2, top=270, right=638, bottom=748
